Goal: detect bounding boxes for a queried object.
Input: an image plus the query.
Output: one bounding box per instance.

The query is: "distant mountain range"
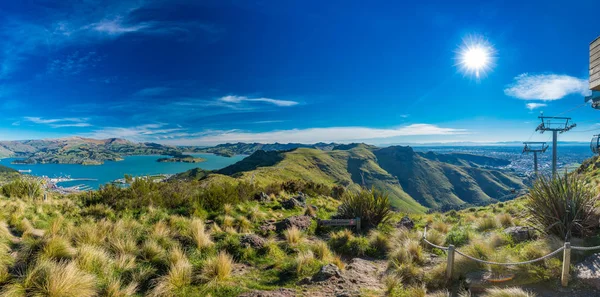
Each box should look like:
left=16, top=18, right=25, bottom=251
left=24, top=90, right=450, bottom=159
left=175, top=143, right=525, bottom=212
left=189, top=142, right=338, bottom=157
left=0, top=137, right=180, bottom=165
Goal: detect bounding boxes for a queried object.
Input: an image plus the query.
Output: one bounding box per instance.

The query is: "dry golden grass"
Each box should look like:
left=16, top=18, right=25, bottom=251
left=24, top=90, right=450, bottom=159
left=25, top=259, right=98, bottom=297
left=481, top=287, right=535, bottom=297
left=283, top=226, right=304, bottom=246
left=150, top=252, right=193, bottom=297
left=431, top=221, right=450, bottom=234
left=311, top=241, right=332, bottom=261
left=201, top=251, right=233, bottom=282
left=104, top=277, right=138, bottom=297
left=496, top=213, right=513, bottom=228
left=189, top=219, right=213, bottom=250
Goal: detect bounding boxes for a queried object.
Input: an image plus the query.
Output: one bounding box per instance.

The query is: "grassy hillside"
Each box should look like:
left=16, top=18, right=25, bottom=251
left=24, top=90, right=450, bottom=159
left=177, top=144, right=525, bottom=213
left=0, top=165, right=19, bottom=185
left=0, top=137, right=181, bottom=165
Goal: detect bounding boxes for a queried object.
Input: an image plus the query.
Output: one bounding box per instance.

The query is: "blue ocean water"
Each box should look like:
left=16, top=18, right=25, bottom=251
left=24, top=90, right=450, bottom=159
left=0, top=153, right=246, bottom=189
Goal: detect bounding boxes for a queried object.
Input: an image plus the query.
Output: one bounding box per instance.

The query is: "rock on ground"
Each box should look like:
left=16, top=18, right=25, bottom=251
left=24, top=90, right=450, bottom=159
left=312, top=264, right=342, bottom=282
left=240, top=234, right=267, bottom=249
left=238, top=288, right=297, bottom=297
left=574, top=253, right=600, bottom=289
left=276, top=215, right=312, bottom=232
left=503, top=226, right=533, bottom=243
left=396, top=216, right=414, bottom=230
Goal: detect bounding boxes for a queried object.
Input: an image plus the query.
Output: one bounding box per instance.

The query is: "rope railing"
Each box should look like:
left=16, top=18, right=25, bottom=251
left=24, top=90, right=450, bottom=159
left=454, top=246, right=564, bottom=266
left=421, top=227, right=600, bottom=286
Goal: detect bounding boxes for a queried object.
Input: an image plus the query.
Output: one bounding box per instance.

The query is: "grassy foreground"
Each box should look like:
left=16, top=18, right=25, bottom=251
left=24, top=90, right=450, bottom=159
left=0, top=175, right=591, bottom=296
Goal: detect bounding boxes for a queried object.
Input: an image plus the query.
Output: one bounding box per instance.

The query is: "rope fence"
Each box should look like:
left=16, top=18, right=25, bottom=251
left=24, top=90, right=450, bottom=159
left=421, top=227, right=600, bottom=286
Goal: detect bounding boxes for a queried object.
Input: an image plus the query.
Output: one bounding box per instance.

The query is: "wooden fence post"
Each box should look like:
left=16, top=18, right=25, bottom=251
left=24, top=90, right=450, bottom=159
left=561, top=242, right=571, bottom=287
left=446, top=244, right=455, bottom=281
left=355, top=217, right=361, bottom=232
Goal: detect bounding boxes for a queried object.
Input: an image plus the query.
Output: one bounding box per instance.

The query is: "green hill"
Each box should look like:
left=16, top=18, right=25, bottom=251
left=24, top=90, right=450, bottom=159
left=0, top=164, right=19, bottom=185
left=189, top=142, right=337, bottom=157
left=175, top=144, right=525, bottom=213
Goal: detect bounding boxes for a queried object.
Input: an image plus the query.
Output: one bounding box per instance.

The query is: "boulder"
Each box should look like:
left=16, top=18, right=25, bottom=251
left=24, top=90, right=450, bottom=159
left=238, top=289, right=296, bottom=297
left=258, top=223, right=276, bottom=236
left=397, top=216, right=414, bottom=230
left=240, top=234, right=266, bottom=249
left=254, top=192, right=270, bottom=202
left=575, top=253, right=600, bottom=289
left=312, top=264, right=342, bottom=282
left=276, top=215, right=312, bottom=232
left=282, top=197, right=306, bottom=209
left=503, top=226, right=533, bottom=243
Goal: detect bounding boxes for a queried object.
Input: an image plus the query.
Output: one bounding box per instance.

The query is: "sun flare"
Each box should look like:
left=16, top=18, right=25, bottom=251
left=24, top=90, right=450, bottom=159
left=456, top=36, right=495, bottom=78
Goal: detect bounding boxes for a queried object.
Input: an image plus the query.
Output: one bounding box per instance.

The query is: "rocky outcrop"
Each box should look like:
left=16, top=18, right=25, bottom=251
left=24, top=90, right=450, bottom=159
left=238, top=288, right=296, bottom=297
left=254, top=192, right=270, bottom=202
left=312, top=264, right=342, bottom=282
left=503, top=226, right=533, bottom=243
left=240, top=234, right=266, bottom=249
left=276, top=215, right=312, bottom=232
left=396, top=216, right=414, bottom=230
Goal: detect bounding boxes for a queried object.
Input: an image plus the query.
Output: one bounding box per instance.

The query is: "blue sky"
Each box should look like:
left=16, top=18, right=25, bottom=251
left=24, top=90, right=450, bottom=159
left=0, top=0, right=598, bottom=145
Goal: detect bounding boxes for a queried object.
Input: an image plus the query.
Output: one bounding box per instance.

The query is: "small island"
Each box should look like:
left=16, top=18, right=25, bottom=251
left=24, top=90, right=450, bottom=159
left=157, top=154, right=206, bottom=163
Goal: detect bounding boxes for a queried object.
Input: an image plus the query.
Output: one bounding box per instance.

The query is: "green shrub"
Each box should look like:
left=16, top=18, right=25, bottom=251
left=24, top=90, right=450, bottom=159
left=445, top=227, right=471, bottom=247
left=2, top=178, right=42, bottom=199
left=337, top=188, right=391, bottom=229
left=526, top=174, right=599, bottom=239
left=328, top=229, right=370, bottom=257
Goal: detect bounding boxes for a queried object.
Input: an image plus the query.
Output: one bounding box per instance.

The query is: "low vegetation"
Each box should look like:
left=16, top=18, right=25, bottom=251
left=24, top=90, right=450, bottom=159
left=0, top=171, right=592, bottom=296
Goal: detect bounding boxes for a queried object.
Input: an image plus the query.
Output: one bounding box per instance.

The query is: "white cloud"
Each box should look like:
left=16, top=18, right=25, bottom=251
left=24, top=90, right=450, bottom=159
left=86, top=123, right=184, bottom=141
left=23, top=117, right=91, bottom=128
left=526, top=103, right=547, bottom=110
left=159, top=124, right=468, bottom=146
left=504, top=73, right=591, bottom=100
left=219, top=95, right=299, bottom=107
left=87, top=18, right=149, bottom=35
left=134, top=87, right=171, bottom=97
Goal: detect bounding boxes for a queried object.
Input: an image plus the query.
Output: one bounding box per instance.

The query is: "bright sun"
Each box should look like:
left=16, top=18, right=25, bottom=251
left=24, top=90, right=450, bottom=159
left=457, top=36, right=495, bottom=78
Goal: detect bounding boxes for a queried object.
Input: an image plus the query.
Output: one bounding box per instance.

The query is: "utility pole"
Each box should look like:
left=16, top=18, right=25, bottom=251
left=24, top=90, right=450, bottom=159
left=535, top=116, right=576, bottom=177
left=522, top=142, right=548, bottom=176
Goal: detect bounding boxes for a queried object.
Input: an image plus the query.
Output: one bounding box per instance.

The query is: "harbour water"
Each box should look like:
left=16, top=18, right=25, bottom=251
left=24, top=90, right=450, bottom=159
left=0, top=153, right=246, bottom=189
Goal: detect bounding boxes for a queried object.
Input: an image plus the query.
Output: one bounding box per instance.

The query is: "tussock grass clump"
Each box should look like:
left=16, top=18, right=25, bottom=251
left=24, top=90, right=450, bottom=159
left=40, top=236, right=76, bottom=261
left=328, top=229, right=369, bottom=257
left=104, top=277, right=138, bottom=297
left=425, top=229, right=445, bottom=248
left=189, top=219, right=213, bottom=250
left=526, top=174, right=599, bottom=239
left=368, top=230, right=391, bottom=256
left=337, top=188, right=391, bottom=229
left=475, top=216, right=499, bottom=232
left=76, top=244, right=112, bottom=276
left=150, top=252, right=193, bottom=297
left=481, top=287, right=535, bottom=297
left=201, top=251, right=234, bottom=282
left=311, top=241, right=332, bottom=261
left=283, top=226, right=304, bottom=246
left=389, top=238, right=424, bottom=265
left=454, top=239, right=493, bottom=275
left=23, top=260, right=97, bottom=297
left=496, top=213, right=513, bottom=228
left=431, top=221, right=450, bottom=234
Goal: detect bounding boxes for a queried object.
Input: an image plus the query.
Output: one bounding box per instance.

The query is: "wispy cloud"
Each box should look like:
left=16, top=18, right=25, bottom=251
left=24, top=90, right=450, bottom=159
left=219, top=95, right=299, bottom=107
left=23, top=117, right=91, bottom=128
left=47, top=51, right=102, bottom=76
left=86, top=123, right=184, bottom=141
left=526, top=103, right=547, bottom=110
left=159, top=124, right=468, bottom=146
left=0, top=1, right=222, bottom=78
left=504, top=73, right=591, bottom=100
left=133, top=87, right=172, bottom=97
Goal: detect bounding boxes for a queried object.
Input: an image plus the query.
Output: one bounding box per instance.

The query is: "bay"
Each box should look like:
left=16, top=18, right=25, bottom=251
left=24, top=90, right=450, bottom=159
left=0, top=153, right=246, bottom=189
